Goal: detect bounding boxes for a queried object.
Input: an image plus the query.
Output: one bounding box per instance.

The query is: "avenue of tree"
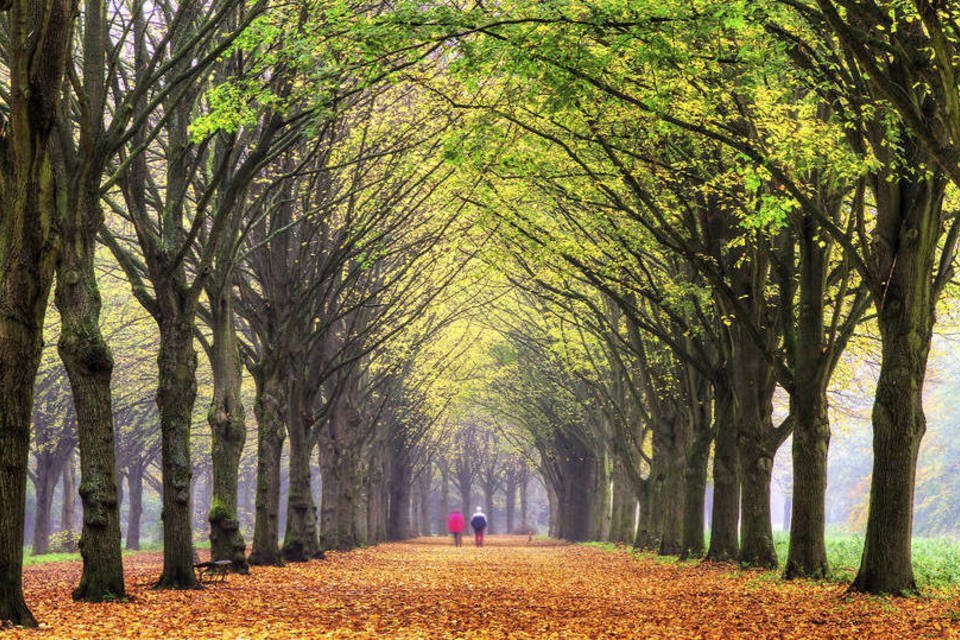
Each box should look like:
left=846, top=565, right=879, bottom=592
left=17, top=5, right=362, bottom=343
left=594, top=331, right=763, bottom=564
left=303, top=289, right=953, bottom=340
left=2, top=0, right=959, bottom=628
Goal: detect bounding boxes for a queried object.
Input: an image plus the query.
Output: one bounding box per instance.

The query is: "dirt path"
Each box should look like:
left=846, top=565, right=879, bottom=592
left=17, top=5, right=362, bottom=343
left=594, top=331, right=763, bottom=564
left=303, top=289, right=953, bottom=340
left=9, top=536, right=960, bottom=639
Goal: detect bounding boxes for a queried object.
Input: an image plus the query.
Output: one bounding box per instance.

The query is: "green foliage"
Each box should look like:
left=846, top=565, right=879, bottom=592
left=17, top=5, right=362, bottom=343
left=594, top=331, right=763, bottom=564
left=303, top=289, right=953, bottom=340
left=603, top=533, right=960, bottom=592
left=47, top=530, right=80, bottom=554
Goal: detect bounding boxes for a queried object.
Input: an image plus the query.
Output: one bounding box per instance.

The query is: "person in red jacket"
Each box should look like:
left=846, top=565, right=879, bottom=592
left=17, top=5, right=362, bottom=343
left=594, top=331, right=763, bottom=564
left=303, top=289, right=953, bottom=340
left=447, top=509, right=465, bottom=547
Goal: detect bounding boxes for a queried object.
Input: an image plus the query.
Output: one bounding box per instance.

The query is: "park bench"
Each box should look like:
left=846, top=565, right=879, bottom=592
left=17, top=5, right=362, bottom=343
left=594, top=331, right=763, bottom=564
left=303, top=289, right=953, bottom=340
left=192, top=557, right=233, bottom=584
left=193, top=559, right=232, bottom=583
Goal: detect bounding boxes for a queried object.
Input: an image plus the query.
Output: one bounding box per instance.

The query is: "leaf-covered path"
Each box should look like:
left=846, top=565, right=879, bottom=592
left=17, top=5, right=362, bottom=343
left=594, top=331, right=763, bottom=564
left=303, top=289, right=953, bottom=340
left=10, top=536, right=960, bottom=639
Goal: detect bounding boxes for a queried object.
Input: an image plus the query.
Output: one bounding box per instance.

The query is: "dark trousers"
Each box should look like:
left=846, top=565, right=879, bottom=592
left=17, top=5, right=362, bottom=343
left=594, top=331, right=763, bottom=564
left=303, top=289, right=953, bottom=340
left=452, top=532, right=462, bottom=547
left=474, top=529, right=485, bottom=547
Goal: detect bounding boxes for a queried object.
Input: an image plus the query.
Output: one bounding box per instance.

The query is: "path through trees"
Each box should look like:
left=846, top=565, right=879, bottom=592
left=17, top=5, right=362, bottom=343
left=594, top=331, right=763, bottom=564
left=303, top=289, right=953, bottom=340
left=8, top=538, right=960, bottom=639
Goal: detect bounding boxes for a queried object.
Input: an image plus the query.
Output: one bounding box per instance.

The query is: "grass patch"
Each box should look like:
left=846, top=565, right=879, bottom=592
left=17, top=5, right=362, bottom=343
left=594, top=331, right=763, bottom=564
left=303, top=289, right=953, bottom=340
left=23, top=552, right=82, bottom=566
left=580, top=541, right=619, bottom=552
left=24, top=540, right=209, bottom=566
left=584, top=532, right=960, bottom=591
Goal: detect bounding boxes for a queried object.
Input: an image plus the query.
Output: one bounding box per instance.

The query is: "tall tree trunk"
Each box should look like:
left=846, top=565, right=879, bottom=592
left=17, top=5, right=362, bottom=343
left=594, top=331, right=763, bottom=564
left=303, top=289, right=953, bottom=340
left=739, top=437, right=777, bottom=568
left=505, top=475, right=516, bottom=535
left=333, top=451, right=361, bottom=550
left=437, top=462, right=450, bottom=534
left=782, top=495, right=792, bottom=534
left=545, top=481, right=558, bottom=539
left=387, top=452, right=412, bottom=540
left=249, top=362, right=285, bottom=566
left=418, top=465, right=431, bottom=537
left=636, top=441, right=665, bottom=549
left=483, top=484, right=495, bottom=534
left=783, top=207, right=835, bottom=579
left=707, top=381, right=739, bottom=562
left=0, top=303, right=51, bottom=627
left=283, top=385, right=319, bottom=561
left=32, top=456, right=60, bottom=555
left=365, top=452, right=387, bottom=544
left=659, top=417, right=687, bottom=556
left=460, top=484, right=472, bottom=515
left=318, top=393, right=363, bottom=551
left=519, top=471, right=529, bottom=531
left=852, top=169, right=943, bottom=594
left=0, top=1, right=75, bottom=625
left=55, top=85, right=126, bottom=603
left=61, top=454, right=76, bottom=533
left=680, top=420, right=711, bottom=559
left=206, top=287, right=248, bottom=573
left=154, top=316, right=201, bottom=589
left=784, top=392, right=829, bottom=579
left=126, top=463, right=144, bottom=551
left=678, top=372, right=712, bottom=559
left=634, top=477, right=661, bottom=549
left=610, top=464, right=635, bottom=544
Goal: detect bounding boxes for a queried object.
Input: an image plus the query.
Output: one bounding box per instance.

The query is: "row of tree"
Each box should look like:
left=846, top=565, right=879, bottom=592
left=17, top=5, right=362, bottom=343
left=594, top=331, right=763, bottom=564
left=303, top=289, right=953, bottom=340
left=403, top=0, right=960, bottom=596
left=0, top=0, right=508, bottom=627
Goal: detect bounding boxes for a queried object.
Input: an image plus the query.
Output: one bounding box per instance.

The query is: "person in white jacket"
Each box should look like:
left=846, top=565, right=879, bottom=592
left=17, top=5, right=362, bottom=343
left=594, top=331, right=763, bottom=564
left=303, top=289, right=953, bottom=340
left=469, top=507, right=488, bottom=547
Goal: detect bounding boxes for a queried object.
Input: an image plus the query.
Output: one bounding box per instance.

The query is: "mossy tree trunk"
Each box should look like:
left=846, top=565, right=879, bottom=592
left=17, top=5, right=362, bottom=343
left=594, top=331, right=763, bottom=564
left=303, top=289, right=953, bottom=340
left=249, top=361, right=285, bottom=566
left=852, top=130, right=946, bottom=595
left=206, top=281, right=248, bottom=573
left=57, top=177, right=125, bottom=600
left=0, top=0, right=76, bottom=626
left=154, top=314, right=201, bottom=590
left=282, top=383, right=319, bottom=562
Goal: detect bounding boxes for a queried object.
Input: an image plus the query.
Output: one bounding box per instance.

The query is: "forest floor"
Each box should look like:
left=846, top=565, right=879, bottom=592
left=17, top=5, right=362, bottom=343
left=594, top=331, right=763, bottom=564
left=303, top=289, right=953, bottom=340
left=9, top=535, right=960, bottom=639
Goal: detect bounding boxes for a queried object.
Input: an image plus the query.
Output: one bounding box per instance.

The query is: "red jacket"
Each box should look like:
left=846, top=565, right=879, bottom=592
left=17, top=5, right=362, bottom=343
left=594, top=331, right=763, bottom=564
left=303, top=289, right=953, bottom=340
left=447, top=511, right=465, bottom=533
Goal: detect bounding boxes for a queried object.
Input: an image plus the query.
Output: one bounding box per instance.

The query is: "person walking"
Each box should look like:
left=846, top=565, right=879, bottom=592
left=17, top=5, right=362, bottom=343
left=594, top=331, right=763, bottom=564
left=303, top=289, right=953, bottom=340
left=447, top=508, right=465, bottom=547
left=470, top=507, right=488, bottom=547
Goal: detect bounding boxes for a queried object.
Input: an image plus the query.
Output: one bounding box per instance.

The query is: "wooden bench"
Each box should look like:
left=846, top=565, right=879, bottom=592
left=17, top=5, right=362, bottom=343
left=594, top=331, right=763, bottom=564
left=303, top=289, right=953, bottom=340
left=193, top=559, right=233, bottom=583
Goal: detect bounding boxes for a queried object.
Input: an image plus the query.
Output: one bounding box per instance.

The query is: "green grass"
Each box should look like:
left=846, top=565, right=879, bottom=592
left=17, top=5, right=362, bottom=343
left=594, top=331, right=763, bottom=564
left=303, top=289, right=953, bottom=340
left=584, top=532, right=960, bottom=592
left=23, top=552, right=83, bottom=566
left=23, top=540, right=208, bottom=566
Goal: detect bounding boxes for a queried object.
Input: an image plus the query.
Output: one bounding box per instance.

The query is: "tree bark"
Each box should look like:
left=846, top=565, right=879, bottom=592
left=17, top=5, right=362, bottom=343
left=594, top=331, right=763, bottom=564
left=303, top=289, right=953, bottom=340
left=505, top=474, right=516, bottom=535
left=0, top=0, right=76, bottom=625
left=154, top=317, right=201, bottom=589
left=658, top=416, right=688, bottom=556
left=519, top=473, right=529, bottom=531
left=125, top=463, right=144, bottom=551
left=32, top=454, right=61, bottom=555
left=852, top=177, right=943, bottom=593
left=610, top=464, right=635, bottom=544
left=206, top=287, right=248, bottom=573
left=437, top=461, right=450, bottom=534
left=482, top=484, right=495, bottom=534
left=248, top=362, right=285, bottom=566
left=680, top=418, right=711, bottom=559
left=387, top=450, right=412, bottom=540
left=283, top=383, right=319, bottom=561
left=784, top=392, right=829, bottom=579
left=318, top=393, right=363, bottom=551
left=57, top=228, right=126, bottom=598
left=61, top=454, right=76, bottom=533
left=707, top=381, right=739, bottom=562
left=735, top=337, right=779, bottom=569
left=418, top=465, right=431, bottom=537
